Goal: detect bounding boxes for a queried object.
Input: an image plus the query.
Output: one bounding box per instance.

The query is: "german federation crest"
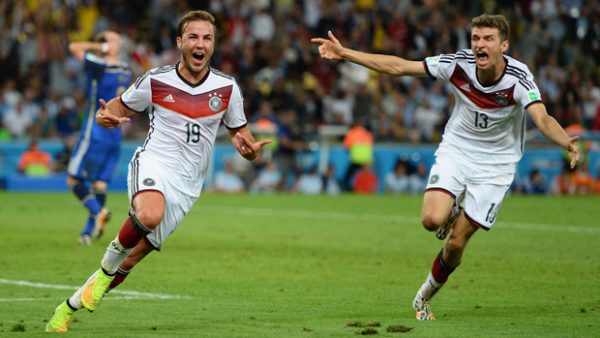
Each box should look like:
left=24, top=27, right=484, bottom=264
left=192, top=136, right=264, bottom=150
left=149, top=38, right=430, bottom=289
left=494, top=93, right=509, bottom=106
left=208, top=95, right=223, bottom=112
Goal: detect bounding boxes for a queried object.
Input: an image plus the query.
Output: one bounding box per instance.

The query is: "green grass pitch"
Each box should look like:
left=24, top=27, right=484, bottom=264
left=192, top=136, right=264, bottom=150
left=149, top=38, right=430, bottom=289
left=0, top=192, right=598, bottom=337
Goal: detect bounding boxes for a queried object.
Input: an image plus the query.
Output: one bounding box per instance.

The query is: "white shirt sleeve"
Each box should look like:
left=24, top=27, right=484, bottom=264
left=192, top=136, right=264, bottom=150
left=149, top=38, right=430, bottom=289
left=513, top=69, right=543, bottom=108
left=424, top=53, right=456, bottom=81
left=120, top=71, right=153, bottom=113
left=222, top=81, right=247, bottom=129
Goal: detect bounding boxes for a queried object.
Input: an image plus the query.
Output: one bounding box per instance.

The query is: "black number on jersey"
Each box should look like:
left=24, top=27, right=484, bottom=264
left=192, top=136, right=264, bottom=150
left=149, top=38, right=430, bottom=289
left=473, top=111, right=489, bottom=129
left=185, top=122, right=200, bottom=143
left=485, top=203, right=497, bottom=223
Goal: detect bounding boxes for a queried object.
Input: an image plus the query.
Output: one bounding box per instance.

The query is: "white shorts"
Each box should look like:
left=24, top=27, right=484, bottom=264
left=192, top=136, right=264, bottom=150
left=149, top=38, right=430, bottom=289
left=128, top=154, right=201, bottom=249
left=425, top=152, right=515, bottom=230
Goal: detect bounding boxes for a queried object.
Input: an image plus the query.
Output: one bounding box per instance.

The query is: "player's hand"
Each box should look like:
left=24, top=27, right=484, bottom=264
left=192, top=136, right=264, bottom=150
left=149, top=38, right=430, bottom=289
left=566, top=135, right=581, bottom=169
left=234, top=132, right=272, bottom=161
left=103, top=31, right=120, bottom=55
left=96, top=98, right=129, bottom=129
left=310, top=30, right=344, bottom=60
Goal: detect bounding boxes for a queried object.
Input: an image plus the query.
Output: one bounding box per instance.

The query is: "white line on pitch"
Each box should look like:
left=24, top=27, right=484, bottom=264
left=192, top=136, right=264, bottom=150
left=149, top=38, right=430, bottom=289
left=0, top=279, right=189, bottom=300
left=205, top=206, right=599, bottom=234
left=0, top=296, right=175, bottom=303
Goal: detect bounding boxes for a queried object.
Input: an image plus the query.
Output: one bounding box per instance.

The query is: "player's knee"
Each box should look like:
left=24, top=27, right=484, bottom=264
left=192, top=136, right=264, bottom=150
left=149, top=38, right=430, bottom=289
left=66, top=176, right=78, bottom=188
left=134, top=209, right=163, bottom=229
left=421, top=211, right=445, bottom=231
left=92, top=181, right=108, bottom=192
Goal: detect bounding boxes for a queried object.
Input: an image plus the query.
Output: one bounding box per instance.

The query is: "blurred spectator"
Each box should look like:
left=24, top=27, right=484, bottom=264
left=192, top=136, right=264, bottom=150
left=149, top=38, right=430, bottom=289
left=2, top=98, right=34, bottom=139
left=31, top=106, right=55, bottom=139
left=214, top=159, right=246, bottom=194
left=414, top=97, right=444, bottom=142
left=384, top=159, right=412, bottom=194
left=249, top=6, right=275, bottom=42
left=53, top=137, right=75, bottom=173
left=275, top=108, right=305, bottom=191
left=323, top=88, right=354, bottom=125
left=522, top=168, right=548, bottom=195
left=294, top=166, right=323, bottom=195
left=342, top=121, right=374, bottom=191
left=353, top=163, right=378, bottom=194
left=410, top=162, right=428, bottom=194
left=250, top=162, right=282, bottom=194
left=18, top=141, right=53, bottom=176
left=581, top=79, right=600, bottom=129
left=551, top=162, right=595, bottom=195
left=322, top=164, right=341, bottom=195
left=571, top=163, right=595, bottom=195
left=54, top=96, right=80, bottom=140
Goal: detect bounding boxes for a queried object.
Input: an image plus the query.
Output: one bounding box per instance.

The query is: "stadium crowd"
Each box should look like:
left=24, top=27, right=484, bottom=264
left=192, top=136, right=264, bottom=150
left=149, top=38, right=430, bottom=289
left=1, top=0, right=599, bottom=195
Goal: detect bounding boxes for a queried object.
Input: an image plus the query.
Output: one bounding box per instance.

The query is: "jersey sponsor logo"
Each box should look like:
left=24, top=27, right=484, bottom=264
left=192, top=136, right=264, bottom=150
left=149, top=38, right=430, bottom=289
left=143, top=178, right=156, bottom=186
left=163, top=94, right=175, bottom=103
left=151, top=79, right=232, bottom=119
left=450, top=65, right=516, bottom=109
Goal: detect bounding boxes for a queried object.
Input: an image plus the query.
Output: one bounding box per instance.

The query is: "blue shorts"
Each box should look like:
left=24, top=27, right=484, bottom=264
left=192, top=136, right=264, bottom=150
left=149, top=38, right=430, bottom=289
left=67, top=139, right=121, bottom=183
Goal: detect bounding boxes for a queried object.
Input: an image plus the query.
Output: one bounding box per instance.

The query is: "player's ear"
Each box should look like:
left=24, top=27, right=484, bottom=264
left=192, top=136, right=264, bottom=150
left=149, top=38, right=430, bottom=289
left=176, top=37, right=182, bottom=50
left=501, top=39, right=509, bottom=53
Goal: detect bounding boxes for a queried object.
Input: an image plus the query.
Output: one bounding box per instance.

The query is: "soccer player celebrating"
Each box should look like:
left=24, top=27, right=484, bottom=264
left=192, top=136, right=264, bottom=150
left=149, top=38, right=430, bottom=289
left=46, top=10, right=271, bottom=332
left=311, top=14, right=580, bottom=320
left=66, top=31, right=132, bottom=245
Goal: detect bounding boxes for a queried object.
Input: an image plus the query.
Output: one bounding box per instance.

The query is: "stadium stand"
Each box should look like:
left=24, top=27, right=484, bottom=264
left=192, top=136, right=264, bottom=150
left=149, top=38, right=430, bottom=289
left=0, top=0, right=599, bottom=194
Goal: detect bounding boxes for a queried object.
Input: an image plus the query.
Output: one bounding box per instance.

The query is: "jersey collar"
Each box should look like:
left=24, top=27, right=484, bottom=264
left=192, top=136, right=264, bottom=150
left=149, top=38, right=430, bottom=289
left=175, top=62, right=211, bottom=88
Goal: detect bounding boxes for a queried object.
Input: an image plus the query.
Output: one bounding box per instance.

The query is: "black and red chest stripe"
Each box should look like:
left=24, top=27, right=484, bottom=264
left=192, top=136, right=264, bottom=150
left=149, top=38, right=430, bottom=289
left=450, top=65, right=516, bottom=109
left=151, top=78, right=232, bottom=118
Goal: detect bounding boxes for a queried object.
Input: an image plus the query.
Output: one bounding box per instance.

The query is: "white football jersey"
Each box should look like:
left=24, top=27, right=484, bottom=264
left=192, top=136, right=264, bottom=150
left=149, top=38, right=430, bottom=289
left=424, top=49, right=542, bottom=168
left=120, top=64, right=247, bottom=195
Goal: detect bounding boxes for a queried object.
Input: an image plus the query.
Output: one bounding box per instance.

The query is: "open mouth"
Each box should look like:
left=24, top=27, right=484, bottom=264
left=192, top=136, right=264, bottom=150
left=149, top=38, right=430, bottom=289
left=476, top=51, right=489, bottom=63
left=192, top=51, right=205, bottom=64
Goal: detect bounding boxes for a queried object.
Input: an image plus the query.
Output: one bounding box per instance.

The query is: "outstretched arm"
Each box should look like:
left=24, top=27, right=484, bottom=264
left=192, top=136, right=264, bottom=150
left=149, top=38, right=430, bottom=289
left=528, top=103, right=580, bottom=169
left=228, top=126, right=272, bottom=161
left=310, top=30, right=427, bottom=77
left=95, top=98, right=135, bottom=129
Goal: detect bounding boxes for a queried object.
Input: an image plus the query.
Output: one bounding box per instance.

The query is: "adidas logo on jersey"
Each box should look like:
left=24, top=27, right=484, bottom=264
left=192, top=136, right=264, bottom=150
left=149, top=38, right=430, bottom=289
left=163, top=94, right=175, bottom=103
left=460, top=83, right=471, bottom=92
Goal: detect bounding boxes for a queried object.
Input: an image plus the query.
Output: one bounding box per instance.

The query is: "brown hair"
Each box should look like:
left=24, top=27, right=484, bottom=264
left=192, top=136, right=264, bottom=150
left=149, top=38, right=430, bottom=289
left=94, top=31, right=109, bottom=43
left=177, top=10, right=216, bottom=38
left=471, top=14, right=510, bottom=41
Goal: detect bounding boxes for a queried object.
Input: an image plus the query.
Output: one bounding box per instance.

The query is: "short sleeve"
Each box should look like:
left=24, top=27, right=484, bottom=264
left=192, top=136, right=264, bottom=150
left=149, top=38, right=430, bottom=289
left=223, top=81, right=247, bottom=129
left=424, top=53, right=458, bottom=81
left=120, top=72, right=152, bottom=113
left=513, top=70, right=543, bottom=109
